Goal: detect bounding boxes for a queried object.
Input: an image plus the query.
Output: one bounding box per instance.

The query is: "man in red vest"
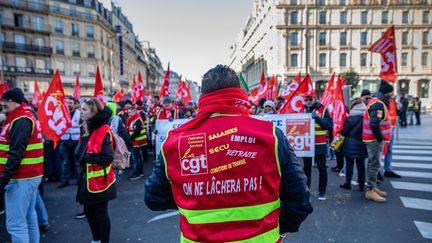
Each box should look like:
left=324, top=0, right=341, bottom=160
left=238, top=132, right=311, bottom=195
left=0, top=88, right=44, bottom=242
left=363, top=81, right=393, bottom=202
left=145, top=65, right=312, bottom=242
left=302, top=90, right=332, bottom=201
left=126, top=106, right=147, bottom=180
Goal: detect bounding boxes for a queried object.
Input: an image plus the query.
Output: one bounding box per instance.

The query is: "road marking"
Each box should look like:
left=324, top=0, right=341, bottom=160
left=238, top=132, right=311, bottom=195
left=394, top=145, right=432, bottom=150
left=393, top=150, right=432, bottom=155
left=147, top=211, right=179, bottom=223
left=393, top=156, right=432, bottom=162
left=400, top=197, right=432, bottom=211
left=390, top=163, right=432, bottom=170
left=394, top=171, right=432, bottom=179
left=391, top=181, right=432, bottom=192
left=414, top=221, right=432, bottom=239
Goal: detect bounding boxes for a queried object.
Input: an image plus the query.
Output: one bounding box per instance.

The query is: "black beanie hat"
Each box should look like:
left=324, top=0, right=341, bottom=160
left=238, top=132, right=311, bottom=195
left=1, top=88, right=25, bottom=104
left=378, top=80, right=394, bottom=94
left=360, top=89, right=371, bottom=97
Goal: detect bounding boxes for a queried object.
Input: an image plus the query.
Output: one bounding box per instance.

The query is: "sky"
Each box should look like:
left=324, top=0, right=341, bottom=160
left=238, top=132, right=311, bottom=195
left=115, top=0, right=252, bottom=83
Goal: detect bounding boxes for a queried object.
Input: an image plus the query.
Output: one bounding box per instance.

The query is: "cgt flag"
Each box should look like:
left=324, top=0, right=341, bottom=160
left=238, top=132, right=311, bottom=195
left=38, top=70, right=72, bottom=147
left=112, top=88, right=124, bottom=103
left=252, top=70, right=268, bottom=104
left=32, top=80, right=42, bottom=107
left=280, top=72, right=302, bottom=100
left=158, top=63, right=171, bottom=98
left=176, top=76, right=192, bottom=105
left=319, top=73, right=336, bottom=117
left=279, top=74, right=314, bottom=114
left=369, top=25, right=397, bottom=83
left=332, top=75, right=347, bottom=135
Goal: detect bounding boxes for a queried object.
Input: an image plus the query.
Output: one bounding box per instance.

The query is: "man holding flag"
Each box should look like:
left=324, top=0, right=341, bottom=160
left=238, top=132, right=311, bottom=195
left=0, top=88, right=44, bottom=242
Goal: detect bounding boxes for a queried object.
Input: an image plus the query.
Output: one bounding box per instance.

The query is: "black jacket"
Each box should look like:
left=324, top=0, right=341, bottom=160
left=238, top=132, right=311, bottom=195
left=341, top=115, right=368, bottom=159
left=305, top=102, right=333, bottom=155
left=128, top=116, right=143, bottom=143
left=144, top=128, right=313, bottom=234
left=75, top=107, right=116, bottom=205
left=368, top=92, right=389, bottom=142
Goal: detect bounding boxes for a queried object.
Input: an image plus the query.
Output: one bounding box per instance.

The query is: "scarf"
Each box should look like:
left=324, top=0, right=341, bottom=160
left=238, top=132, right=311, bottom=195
left=174, top=87, right=250, bottom=133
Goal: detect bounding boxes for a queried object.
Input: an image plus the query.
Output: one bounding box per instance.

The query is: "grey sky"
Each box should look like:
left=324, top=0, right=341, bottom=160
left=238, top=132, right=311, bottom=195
left=115, top=0, right=252, bottom=83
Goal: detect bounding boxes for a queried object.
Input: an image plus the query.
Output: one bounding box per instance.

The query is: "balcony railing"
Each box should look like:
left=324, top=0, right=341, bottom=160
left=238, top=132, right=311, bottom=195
left=56, top=49, right=64, bottom=55
left=0, top=0, right=50, bottom=13
left=2, top=42, right=52, bottom=54
left=72, top=52, right=81, bottom=57
left=2, top=65, right=53, bottom=75
left=87, top=53, right=95, bottom=58
left=1, top=18, right=51, bottom=33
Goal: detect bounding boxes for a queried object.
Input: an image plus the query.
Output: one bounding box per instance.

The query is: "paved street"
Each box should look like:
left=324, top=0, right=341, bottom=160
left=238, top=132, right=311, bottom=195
left=0, top=115, right=431, bottom=243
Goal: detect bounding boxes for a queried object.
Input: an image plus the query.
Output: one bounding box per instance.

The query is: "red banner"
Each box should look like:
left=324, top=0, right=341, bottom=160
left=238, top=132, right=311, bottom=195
left=369, top=25, right=397, bottom=83
left=158, top=64, right=171, bottom=98
left=176, top=77, right=192, bottom=105
left=112, top=88, right=124, bottom=103
left=38, top=70, right=72, bottom=146
left=252, top=70, right=268, bottom=104
left=32, top=80, right=42, bottom=107
left=278, top=74, right=314, bottom=114
left=332, top=75, right=347, bottom=135
left=73, top=75, right=80, bottom=100
left=266, top=75, right=278, bottom=100
left=93, top=66, right=105, bottom=103
left=280, top=72, right=302, bottom=99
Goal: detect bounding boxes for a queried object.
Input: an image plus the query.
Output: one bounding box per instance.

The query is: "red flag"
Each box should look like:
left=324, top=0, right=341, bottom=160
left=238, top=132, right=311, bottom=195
left=131, top=75, right=142, bottom=103
left=176, top=77, right=192, bottom=105
left=73, top=75, right=80, bottom=100
left=138, top=72, right=146, bottom=98
left=266, top=76, right=278, bottom=100
left=146, top=86, right=153, bottom=106
left=319, top=73, right=336, bottom=117
left=332, top=75, right=347, bottom=135
left=37, top=70, right=72, bottom=146
left=93, top=66, right=105, bottom=102
left=369, top=25, right=397, bottom=83
left=112, top=88, right=124, bottom=103
left=279, top=74, right=314, bottom=114
left=158, top=64, right=171, bottom=98
left=280, top=72, right=302, bottom=99
left=0, top=83, right=5, bottom=97
left=32, top=80, right=42, bottom=107
left=252, top=70, right=268, bottom=104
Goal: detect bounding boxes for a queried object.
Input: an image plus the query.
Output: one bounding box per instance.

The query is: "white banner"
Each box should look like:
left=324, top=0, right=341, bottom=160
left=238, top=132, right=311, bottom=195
left=155, top=114, right=315, bottom=159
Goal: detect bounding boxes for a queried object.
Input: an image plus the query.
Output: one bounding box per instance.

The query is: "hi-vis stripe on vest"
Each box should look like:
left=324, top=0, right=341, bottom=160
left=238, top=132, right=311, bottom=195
left=362, top=98, right=391, bottom=142
left=127, top=115, right=148, bottom=147
left=162, top=114, right=281, bottom=242
left=309, top=106, right=327, bottom=145
left=0, top=106, right=44, bottom=180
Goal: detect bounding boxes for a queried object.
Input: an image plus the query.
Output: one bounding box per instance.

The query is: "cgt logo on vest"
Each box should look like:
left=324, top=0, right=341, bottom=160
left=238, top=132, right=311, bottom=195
left=179, top=133, right=209, bottom=176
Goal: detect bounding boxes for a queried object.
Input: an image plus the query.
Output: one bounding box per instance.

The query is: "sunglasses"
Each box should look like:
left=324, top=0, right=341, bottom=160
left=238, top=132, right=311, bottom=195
left=304, top=98, right=314, bottom=102
left=365, top=97, right=372, bottom=101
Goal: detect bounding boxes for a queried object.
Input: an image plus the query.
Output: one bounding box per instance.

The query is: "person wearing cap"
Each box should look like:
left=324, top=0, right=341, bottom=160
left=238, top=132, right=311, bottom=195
left=156, top=96, right=179, bottom=120
left=126, top=105, right=148, bottom=180
left=302, top=89, right=333, bottom=201
left=260, top=100, right=277, bottom=115
left=362, top=81, right=394, bottom=202
left=0, top=88, right=44, bottom=242
left=360, top=89, right=372, bottom=105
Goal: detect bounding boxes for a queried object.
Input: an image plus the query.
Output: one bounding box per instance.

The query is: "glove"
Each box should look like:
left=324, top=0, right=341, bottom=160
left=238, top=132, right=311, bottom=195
left=311, top=112, right=319, bottom=119
left=154, top=130, right=158, bottom=135
left=168, top=117, right=174, bottom=122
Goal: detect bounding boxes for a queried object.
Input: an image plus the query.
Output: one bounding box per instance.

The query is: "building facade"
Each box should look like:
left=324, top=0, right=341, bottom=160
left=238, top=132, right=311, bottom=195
left=229, top=0, right=432, bottom=108
left=0, top=0, right=164, bottom=98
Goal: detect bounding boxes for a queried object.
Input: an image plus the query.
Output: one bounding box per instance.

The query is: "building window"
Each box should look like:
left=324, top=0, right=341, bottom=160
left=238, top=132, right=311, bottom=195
left=402, top=31, right=408, bottom=45
left=318, top=0, right=325, bottom=5
left=33, top=16, right=44, bottom=31
left=55, top=61, right=65, bottom=74
left=69, top=0, right=77, bottom=3
left=340, top=53, right=347, bottom=67
left=291, top=11, right=298, bottom=24
left=340, top=11, right=347, bottom=24
left=340, top=0, right=347, bottom=5
left=361, top=11, right=368, bottom=24
left=35, top=59, right=46, bottom=69
left=291, top=32, right=298, bottom=46
left=0, top=32, right=4, bottom=43
left=88, top=64, right=96, bottom=77
left=290, top=0, right=297, bottom=5
left=382, top=11, right=388, bottom=24
left=360, top=53, right=367, bottom=67
left=51, top=3, right=60, bottom=12
left=71, top=23, right=79, bottom=37
left=401, top=52, right=408, bottom=66
left=340, top=32, right=347, bottom=45
left=84, top=10, right=92, bottom=20
left=423, top=11, right=430, bottom=24
left=360, top=0, right=367, bottom=4
left=86, top=26, right=94, bottom=39
left=291, top=54, right=298, bottom=67
left=34, top=37, right=44, bottom=47
left=15, top=57, right=26, bottom=67
left=55, top=40, right=64, bottom=54
left=423, top=31, right=429, bottom=45
left=73, top=63, right=80, bottom=76
left=14, top=34, right=25, bottom=45
left=402, top=11, right=409, bottom=24
left=319, top=32, right=327, bottom=46
left=72, top=43, right=80, bottom=56
left=361, top=32, right=368, bottom=45
left=54, top=20, right=62, bottom=34
left=319, top=11, right=326, bottom=24
left=87, top=44, right=95, bottom=58
left=69, top=6, right=77, bottom=17
left=319, top=53, right=326, bottom=67
left=422, top=52, right=428, bottom=66
left=418, top=80, right=429, bottom=98
left=14, top=13, right=24, bottom=28
left=84, top=0, right=92, bottom=7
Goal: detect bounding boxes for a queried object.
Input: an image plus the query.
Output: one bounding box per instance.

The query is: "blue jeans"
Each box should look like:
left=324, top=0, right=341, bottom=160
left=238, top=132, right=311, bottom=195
left=60, top=140, right=79, bottom=182
left=407, top=110, right=415, bottom=125
left=384, top=129, right=395, bottom=172
left=44, top=141, right=62, bottom=180
left=36, top=191, right=48, bottom=226
left=131, top=146, right=144, bottom=175
left=5, top=177, right=42, bottom=243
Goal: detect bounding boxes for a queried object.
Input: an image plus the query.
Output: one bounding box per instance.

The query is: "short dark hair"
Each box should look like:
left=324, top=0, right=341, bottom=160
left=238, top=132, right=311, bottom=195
left=201, top=65, right=240, bottom=95
left=135, top=100, right=143, bottom=106
left=125, top=99, right=133, bottom=105
left=153, top=95, right=160, bottom=100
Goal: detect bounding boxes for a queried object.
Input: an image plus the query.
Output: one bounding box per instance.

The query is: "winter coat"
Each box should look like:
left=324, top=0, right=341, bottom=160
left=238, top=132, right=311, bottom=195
left=75, top=107, right=116, bottom=205
left=341, top=115, right=368, bottom=159
left=304, top=102, right=333, bottom=155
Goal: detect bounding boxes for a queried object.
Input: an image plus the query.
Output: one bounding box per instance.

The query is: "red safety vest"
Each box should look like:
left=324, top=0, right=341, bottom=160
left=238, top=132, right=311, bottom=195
left=362, top=98, right=391, bottom=142
left=86, top=125, right=116, bottom=193
left=0, top=105, right=44, bottom=180
left=162, top=114, right=281, bottom=242
left=307, top=105, right=328, bottom=145
left=156, top=107, right=179, bottom=120
left=127, top=113, right=148, bottom=147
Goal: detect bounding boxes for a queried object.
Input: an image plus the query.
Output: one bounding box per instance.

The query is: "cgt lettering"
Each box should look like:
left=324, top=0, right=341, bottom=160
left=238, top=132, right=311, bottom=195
left=209, top=144, right=229, bottom=154
left=287, top=133, right=311, bottom=151
left=181, top=155, right=208, bottom=175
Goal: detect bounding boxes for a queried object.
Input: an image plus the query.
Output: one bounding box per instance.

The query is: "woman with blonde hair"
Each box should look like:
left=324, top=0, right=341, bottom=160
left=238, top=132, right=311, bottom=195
left=75, top=98, right=116, bottom=243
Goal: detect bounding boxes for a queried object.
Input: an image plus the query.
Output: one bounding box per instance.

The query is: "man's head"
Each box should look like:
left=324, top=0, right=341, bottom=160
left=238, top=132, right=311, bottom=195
left=124, top=99, right=133, bottom=109
left=176, top=98, right=184, bottom=106
left=378, top=80, right=394, bottom=99
left=66, top=96, right=78, bottom=112
left=0, top=88, right=25, bottom=114
left=135, top=100, right=144, bottom=109
left=263, top=100, right=275, bottom=113
left=162, top=96, right=173, bottom=109
left=201, top=65, right=240, bottom=95
left=360, top=89, right=372, bottom=105
left=153, top=95, right=160, bottom=105
left=127, top=106, right=137, bottom=116
left=303, top=95, right=316, bottom=108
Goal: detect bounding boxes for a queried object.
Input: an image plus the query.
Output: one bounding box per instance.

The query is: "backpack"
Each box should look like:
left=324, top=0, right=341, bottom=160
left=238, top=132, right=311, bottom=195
left=111, top=131, right=131, bottom=169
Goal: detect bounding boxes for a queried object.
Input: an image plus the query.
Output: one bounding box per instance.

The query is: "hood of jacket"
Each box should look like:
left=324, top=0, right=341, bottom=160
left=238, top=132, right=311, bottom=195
left=87, top=106, right=113, bottom=132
